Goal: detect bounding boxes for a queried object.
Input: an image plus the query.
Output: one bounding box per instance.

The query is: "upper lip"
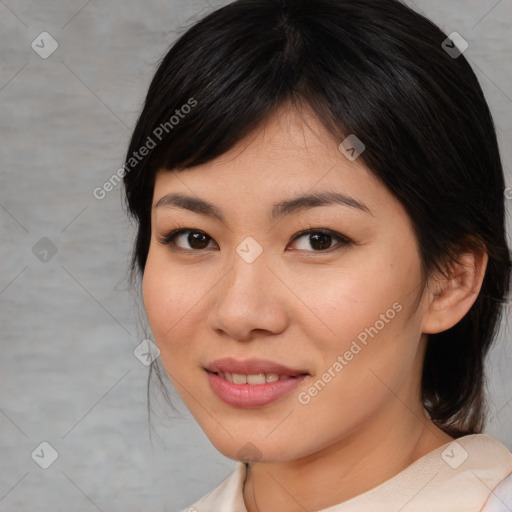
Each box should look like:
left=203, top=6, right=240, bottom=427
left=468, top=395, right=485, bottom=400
left=205, top=357, right=309, bottom=376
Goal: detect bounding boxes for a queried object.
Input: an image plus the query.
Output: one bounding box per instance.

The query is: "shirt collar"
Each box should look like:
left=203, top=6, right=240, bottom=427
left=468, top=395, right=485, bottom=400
left=185, top=434, right=512, bottom=512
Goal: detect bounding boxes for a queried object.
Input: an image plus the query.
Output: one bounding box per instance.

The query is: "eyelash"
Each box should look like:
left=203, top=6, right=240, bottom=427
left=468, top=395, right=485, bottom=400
left=157, top=225, right=353, bottom=254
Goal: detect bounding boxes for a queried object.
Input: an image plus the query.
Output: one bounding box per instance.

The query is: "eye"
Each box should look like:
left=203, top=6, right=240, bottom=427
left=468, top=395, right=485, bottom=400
left=158, top=228, right=217, bottom=251
left=158, top=227, right=352, bottom=253
left=288, top=228, right=352, bottom=252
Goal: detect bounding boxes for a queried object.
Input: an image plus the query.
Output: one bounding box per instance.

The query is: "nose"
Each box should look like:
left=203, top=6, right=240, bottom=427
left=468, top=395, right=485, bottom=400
left=207, top=249, right=288, bottom=341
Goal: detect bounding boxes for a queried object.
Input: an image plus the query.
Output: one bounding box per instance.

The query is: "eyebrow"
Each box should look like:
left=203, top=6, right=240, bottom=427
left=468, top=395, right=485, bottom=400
left=154, top=191, right=372, bottom=223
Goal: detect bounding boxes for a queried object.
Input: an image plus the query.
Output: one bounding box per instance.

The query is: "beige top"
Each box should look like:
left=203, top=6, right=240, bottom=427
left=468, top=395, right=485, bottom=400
left=180, top=434, right=512, bottom=512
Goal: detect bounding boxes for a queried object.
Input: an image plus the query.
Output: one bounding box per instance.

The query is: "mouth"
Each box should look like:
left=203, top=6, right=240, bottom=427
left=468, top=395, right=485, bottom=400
left=207, top=370, right=304, bottom=385
left=204, top=357, right=309, bottom=381
left=204, top=358, right=310, bottom=408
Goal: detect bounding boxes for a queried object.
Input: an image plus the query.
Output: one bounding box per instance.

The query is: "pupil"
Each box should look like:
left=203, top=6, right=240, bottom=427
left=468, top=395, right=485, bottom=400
left=311, top=233, right=331, bottom=250
left=189, top=232, right=208, bottom=249
left=186, top=232, right=332, bottom=250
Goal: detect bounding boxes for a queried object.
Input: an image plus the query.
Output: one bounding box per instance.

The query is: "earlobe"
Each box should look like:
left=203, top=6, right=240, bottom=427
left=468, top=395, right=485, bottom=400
left=421, top=248, right=488, bottom=334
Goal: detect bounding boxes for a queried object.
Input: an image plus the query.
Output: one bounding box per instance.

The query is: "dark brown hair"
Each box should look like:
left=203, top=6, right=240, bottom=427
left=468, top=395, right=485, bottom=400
left=123, top=0, right=511, bottom=438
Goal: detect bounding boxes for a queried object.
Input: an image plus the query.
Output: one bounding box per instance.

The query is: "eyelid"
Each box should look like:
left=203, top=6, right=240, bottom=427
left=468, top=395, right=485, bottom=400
left=158, top=226, right=353, bottom=254
left=289, top=227, right=352, bottom=247
left=157, top=227, right=218, bottom=250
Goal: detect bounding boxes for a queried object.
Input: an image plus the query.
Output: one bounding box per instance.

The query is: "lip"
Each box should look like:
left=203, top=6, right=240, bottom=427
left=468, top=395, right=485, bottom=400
left=205, top=358, right=309, bottom=409
left=205, top=357, right=308, bottom=376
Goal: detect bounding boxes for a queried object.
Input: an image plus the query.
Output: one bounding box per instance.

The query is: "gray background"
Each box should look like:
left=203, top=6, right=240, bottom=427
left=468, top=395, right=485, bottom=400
left=0, top=0, right=511, bottom=510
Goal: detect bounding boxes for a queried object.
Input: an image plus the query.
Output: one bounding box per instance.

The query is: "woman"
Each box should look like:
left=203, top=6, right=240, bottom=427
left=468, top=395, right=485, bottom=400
left=122, top=0, right=512, bottom=510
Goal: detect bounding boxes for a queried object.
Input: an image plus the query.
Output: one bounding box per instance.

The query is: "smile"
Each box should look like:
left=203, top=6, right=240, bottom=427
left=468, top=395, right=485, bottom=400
left=204, top=357, right=310, bottom=408
left=214, top=371, right=293, bottom=384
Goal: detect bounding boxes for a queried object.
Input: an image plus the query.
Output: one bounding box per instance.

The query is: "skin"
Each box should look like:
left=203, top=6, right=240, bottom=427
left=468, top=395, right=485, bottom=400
left=142, top=104, right=487, bottom=512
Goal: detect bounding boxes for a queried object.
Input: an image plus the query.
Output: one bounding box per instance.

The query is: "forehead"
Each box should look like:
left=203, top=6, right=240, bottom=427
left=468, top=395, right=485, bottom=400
left=152, top=106, right=401, bottom=220
left=199, top=104, right=348, bottom=172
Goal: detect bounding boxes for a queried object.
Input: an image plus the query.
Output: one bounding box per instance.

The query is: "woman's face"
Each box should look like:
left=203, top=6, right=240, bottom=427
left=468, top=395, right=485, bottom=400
left=142, top=106, right=435, bottom=463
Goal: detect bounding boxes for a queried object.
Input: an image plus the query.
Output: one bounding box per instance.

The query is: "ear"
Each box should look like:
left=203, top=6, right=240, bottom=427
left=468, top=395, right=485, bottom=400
left=421, top=245, right=488, bottom=334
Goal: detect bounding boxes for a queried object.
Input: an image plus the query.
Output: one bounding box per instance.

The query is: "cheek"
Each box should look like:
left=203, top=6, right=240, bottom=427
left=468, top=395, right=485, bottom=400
left=299, top=262, right=412, bottom=341
left=142, top=261, right=169, bottom=340
left=141, top=261, right=199, bottom=392
left=301, top=251, right=423, bottom=379
left=141, top=251, right=199, bottom=350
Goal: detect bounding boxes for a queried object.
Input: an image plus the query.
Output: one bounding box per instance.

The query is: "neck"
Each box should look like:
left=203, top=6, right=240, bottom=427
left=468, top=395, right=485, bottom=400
left=242, top=406, right=453, bottom=512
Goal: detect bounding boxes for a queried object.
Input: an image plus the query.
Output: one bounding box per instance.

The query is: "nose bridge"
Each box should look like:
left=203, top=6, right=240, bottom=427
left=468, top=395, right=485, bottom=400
left=223, top=240, right=269, bottom=306
left=209, top=239, right=287, bottom=338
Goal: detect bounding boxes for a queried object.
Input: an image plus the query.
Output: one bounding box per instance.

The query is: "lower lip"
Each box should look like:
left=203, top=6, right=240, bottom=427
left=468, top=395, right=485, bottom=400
left=206, top=371, right=307, bottom=408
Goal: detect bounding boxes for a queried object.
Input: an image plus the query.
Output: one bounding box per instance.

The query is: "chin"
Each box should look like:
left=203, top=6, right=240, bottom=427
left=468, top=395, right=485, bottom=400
left=205, top=431, right=302, bottom=464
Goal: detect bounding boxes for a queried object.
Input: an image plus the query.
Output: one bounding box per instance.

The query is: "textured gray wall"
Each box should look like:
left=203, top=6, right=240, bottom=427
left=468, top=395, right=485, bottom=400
left=1, top=1, right=511, bottom=510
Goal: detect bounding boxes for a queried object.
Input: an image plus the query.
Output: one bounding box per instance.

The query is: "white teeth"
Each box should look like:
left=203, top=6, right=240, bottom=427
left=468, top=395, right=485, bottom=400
left=216, top=371, right=296, bottom=384
left=232, top=373, right=247, bottom=384
left=247, top=373, right=266, bottom=385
